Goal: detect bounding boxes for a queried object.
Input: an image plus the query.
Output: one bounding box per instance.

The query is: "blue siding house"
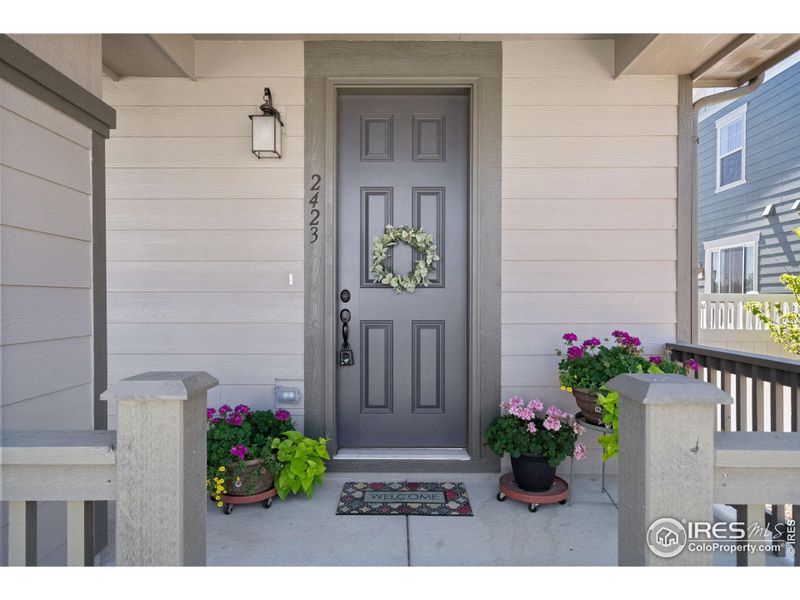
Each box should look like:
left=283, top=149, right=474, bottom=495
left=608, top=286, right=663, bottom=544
left=697, top=57, right=800, bottom=295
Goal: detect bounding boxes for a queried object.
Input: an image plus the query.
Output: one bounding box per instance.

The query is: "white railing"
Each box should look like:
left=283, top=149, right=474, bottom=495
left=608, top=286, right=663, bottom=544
left=1, top=371, right=218, bottom=566
left=700, top=293, right=798, bottom=332
left=698, top=293, right=799, bottom=359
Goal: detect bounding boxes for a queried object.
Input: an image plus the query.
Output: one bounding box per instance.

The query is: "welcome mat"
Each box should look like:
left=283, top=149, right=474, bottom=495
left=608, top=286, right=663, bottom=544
left=336, top=481, right=473, bottom=516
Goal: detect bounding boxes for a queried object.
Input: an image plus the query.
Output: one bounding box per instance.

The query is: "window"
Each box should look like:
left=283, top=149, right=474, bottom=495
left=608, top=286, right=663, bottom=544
left=704, top=233, right=759, bottom=294
left=715, top=104, right=747, bottom=192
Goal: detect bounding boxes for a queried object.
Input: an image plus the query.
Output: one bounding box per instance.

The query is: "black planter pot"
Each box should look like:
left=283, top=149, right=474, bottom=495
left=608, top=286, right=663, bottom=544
left=511, top=454, right=556, bottom=492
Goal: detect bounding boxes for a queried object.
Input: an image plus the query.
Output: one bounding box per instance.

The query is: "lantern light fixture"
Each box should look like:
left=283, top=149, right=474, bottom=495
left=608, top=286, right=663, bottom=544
left=249, top=87, right=284, bottom=158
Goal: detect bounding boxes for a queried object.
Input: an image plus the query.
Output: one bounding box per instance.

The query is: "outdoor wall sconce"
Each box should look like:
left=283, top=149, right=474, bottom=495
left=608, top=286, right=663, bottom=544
left=250, top=87, right=284, bottom=158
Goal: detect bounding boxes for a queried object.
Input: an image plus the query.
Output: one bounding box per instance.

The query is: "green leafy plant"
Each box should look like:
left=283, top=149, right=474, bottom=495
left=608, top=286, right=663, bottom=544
left=595, top=360, right=697, bottom=461
left=485, top=397, right=586, bottom=467
left=596, top=389, right=619, bottom=461
left=745, top=221, right=800, bottom=355
left=206, top=405, right=295, bottom=503
left=271, top=431, right=330, bottom=499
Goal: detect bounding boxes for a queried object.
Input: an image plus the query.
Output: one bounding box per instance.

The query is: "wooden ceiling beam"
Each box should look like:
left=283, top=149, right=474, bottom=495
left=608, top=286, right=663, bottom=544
left=735, top=37, right=800, bottom=86
left=102, top=63, right=120, bottom=82
left=613, top=34, right=659, bottom=77
left=148, top=34, right=196, bottom=80
left=691, top=34, right=755, bottom=81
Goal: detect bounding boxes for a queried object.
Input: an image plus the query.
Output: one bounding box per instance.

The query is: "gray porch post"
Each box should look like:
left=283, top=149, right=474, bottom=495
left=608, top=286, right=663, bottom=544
left=607, top=374, right=732, bottom=566
left=101, top=372, right=218, bottom=566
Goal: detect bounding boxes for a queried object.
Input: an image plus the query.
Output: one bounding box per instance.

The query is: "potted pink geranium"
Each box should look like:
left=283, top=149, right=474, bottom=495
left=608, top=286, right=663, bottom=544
left=485, top=397, right=586, bottom=492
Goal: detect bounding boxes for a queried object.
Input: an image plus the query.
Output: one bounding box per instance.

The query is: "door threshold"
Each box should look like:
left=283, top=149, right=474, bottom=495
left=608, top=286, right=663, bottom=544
left=334, top=448, right=471, bottom=461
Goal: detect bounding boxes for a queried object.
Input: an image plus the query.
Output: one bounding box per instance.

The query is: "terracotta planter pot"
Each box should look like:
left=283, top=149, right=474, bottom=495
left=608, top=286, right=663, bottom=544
left=572, top=388, right=604, bottom=425
left=510, top=454, right=556, bottom=492
left=223, top=458, right=274, bottom=497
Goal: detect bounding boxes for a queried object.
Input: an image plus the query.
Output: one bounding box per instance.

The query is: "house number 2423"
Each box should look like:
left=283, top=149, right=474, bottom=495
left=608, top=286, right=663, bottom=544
left=308, top=174, right=321, bottom=244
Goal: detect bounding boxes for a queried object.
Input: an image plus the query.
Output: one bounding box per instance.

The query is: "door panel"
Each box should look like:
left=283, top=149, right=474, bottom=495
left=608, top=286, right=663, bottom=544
left=336, top=93, right=469, bottom=448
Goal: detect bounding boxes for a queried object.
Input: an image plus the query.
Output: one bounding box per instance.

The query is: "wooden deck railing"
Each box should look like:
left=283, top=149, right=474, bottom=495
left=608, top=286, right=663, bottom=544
left=610, top=371, right=800, bottom=567
left=667, top=343, right=799, bottom=434
left=2, top=431, right=116, bottom=565
left=1, top=371, right=218, bottom=566
left=668, top=343, right=799, bottom=564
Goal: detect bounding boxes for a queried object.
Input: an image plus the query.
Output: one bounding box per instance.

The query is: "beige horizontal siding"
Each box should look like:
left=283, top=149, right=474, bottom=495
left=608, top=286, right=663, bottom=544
left=1, top=384, right=94, bottom=430
left=104, top=41, right=305, bottom=423
left=503, top=40, right=614, bottom=78
left=1, top=287, right=92, bottom=345
left=503, top=167, right=677, bottom=198
left=108, top=323, right=303, bottom=354
left=1, top=337, right=92, bottom=406
left=502, top=137, right=677, bottom=168
left=0, top=79, right=92, bottom=147
left=107, top=168, right=304, bottom=199
left=502, top=198, right=677, bottom=230
left=502, top=261, right=676, bottom=292
left=1, top=108, right=91, bottom=193
left=0, top=167, right=92, bottom=240
left=500, top=40, right=679, bottom=418
left=1, top=38, right=98, bottom=568
left=113, top=105, right=304, bottom=138
left=503, top=105, right=677, bottom=137
left=107, top=293, right=303, bottom=323
left=107, top=261, right=303, bottom=292
left=107, top=230, right=303, bottom=262
left=103, top=76, right=304, bottom=106
left=1, top=226, right=92, bottom=289
left=502, top=293, right=677, bottom=324
left=108, top=353, right=303, bottom=386
left=107, top=137, right=304, bottom=168
left=502, top=229, right=676, bottom=261
left=107, top=199, right=304, bottom=230
left=503, top=75, right=678, bottom=106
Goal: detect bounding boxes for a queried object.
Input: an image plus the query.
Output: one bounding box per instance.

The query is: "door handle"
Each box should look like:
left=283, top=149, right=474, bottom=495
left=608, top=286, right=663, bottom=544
left=339, top=308, right=354, bottom=366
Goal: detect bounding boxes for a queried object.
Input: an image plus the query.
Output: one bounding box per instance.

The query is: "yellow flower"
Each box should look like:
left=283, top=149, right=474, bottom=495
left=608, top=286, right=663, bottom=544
left=560, top=386, right=566, bottom=391
left=566, top=387, right=573, bottom=393
left=236, top=477, right=240, bottom=481
left=217, top=502, right=223, bottom=507
left=218, top=466, right=226, bottom=472
left=215, top=495, right=220, bottom=500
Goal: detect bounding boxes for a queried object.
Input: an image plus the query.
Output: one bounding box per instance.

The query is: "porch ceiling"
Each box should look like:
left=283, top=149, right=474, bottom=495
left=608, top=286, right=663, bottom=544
left=101, top=33, right=800, bottom=85
left=615, top=33, right=800, bottom=86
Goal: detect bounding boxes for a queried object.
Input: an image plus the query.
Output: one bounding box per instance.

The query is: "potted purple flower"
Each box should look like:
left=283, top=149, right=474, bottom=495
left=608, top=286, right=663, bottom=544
left=556, top=330, right=651, bottom=424
left=485, top=397, right=586, bottom=492
left=206, top=404, right=295, bottom=506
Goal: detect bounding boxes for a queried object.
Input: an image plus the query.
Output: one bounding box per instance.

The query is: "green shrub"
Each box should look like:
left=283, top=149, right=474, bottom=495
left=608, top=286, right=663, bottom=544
left=271, top=431, right=330, bottom=499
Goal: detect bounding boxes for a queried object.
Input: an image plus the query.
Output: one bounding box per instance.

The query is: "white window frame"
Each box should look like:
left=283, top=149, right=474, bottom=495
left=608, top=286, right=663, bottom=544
left=703, top=232, right=760, bottom=293
left=715, top=103, right=747, bottom=193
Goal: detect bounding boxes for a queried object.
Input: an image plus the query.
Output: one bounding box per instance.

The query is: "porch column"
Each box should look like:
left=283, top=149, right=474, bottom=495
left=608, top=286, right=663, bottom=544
left=607, top=373, right=732, bottom=566
left=101, top=371, right=218, bottom=566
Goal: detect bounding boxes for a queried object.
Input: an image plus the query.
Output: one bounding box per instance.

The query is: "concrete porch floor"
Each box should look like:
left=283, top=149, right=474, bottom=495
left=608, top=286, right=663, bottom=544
left=98, top=471, right=794, bottom=566
left=206, top=472, right=619, bottom=566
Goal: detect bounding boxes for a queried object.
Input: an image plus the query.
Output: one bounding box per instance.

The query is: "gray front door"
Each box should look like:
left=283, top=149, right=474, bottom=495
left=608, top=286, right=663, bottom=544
left=336, top=92, right=469, bottom=448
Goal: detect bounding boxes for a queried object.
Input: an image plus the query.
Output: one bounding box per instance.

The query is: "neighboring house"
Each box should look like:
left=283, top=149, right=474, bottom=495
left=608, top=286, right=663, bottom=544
left=697, top=57, right=800, bottom=295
